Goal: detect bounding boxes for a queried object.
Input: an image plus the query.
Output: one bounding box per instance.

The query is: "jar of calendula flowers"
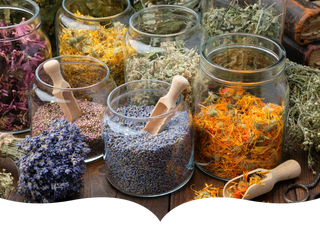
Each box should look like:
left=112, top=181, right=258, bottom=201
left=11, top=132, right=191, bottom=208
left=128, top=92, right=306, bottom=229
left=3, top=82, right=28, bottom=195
left=102, top=79, right=194, bottom=197
left=29, top=55, right=117, bottom=163
left=200, top=0, right=287, bottom=43
left=55, top=0, right=135, bottom=86
left=0, top=0, right=52, bottom=134
left=193, top=33, right=288, bottom=181
left=124, top=5, right=202, bottom=108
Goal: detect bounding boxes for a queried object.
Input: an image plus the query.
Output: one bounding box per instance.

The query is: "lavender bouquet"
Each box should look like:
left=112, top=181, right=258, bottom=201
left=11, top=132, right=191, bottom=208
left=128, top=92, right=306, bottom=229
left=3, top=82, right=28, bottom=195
left=15, top=119, right=90, bottom=203
left=0, top=16, right=50, bottom=132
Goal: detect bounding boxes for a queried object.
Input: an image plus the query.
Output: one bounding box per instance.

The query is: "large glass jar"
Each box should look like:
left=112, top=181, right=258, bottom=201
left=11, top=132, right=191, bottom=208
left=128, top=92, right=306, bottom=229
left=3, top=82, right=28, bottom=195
left=30, top=55, right=117, bottom=163
left=102, top=79, right=194, bottom=197
left=194, top=33, right=288, bottom=181
left=124, top=5, right=202, bottom=109
left=139, top=0, right=200, bottom=10
left=0, top=0, right=52, bottom=133
left=200, top=0, right=287, bottom=43
left=55, top=0, right=135, bottom=86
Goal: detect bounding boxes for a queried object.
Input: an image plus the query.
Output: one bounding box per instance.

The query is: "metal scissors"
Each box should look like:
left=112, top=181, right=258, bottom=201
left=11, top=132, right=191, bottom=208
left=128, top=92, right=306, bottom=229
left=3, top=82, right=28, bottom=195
left=284, top=170, right=320, bottom=203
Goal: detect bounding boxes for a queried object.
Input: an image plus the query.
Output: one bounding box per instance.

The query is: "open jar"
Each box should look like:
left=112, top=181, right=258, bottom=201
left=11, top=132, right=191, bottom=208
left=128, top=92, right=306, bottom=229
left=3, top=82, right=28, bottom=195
left=102, top=79, right=194, bottom=197
left=0, top=0, right=52, bottom=133
left=139, top=0, right=200, bottom=10
left=193, top=33, right=288, bottom=181
left=200, top=0, right=287, bottom=43
left=30, top=55, right=117, bottom=163
left=55, top=0, right=135, bottom=86
left=124, top=5, right=202, bottom=109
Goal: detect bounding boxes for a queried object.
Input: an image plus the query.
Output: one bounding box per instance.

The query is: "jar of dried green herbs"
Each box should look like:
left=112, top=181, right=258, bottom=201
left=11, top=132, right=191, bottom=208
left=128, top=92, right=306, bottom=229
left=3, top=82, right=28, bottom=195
left=30, top=55, right=117, bottom=163
left=200, top=0, right=287, bottom=43
left=193, top=33, right=288, bottom=181
left=0, top=0, right=52, bottom=134
left=55, top=0, right=135, bottom=86
left=139, top=0, right=200, bottom=10
left=102, top=79, right=194, bottom=197
left=124, top=5, right=202, bottom=108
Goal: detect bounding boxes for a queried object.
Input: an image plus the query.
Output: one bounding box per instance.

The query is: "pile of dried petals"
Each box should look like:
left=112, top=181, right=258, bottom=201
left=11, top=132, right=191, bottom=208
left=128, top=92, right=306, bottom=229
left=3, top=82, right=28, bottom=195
left=58, top=11, right=128, bottom=86
left=194, top=87, right=284, bottom=180
left=226, top=170, right=269, bottom=199
left=190, top=183, right=223, bottom=199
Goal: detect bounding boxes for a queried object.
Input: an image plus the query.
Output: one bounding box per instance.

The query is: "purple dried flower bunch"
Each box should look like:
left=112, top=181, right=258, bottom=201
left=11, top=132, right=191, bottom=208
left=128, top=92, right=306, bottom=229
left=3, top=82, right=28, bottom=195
left=15, top=119, right=90, bottom=203
left=0, top=18, right=48, bottom=131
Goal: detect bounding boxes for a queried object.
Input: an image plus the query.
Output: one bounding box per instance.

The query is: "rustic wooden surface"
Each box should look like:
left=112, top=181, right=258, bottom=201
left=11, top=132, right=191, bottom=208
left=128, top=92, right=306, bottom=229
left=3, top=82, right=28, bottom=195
left=2, top=133, right=320, bottom=220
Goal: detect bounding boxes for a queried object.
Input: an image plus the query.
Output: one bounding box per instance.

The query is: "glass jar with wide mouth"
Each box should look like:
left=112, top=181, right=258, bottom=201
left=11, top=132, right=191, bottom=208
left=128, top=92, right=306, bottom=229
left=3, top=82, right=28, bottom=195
left=194, top=33, right=288, bottom=181
left=102, top=79, right=194, bottom=197
left=30, top=55, right=117, bottom=163
left=55, top=0, right=135, bottom=86
left=138, top=0, right=200, bottom=11
left=0, top=0, right=52, bottom=134
left=200, top=0, right=287, bottom=43
left=124, top=5, right=202, bottom=109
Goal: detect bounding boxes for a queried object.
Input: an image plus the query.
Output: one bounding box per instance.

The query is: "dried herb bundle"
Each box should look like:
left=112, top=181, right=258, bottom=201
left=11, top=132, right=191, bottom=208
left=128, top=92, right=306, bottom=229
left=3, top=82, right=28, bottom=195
left=0, top=169, right=15, bottom=199
left=285, top=60, right=320, bottom=174
left=202, top=1, right=282, bottom=40
left=0, top=133, right=25, bottom=162
left=125, top=40, right=199, bottom=107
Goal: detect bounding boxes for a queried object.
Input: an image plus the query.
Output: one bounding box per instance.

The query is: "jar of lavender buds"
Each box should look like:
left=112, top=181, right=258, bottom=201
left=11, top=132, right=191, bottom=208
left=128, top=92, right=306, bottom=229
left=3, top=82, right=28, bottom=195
left=124, top=5, right=202, bottom=109
left=30, top=55, right=117, bottom=163
left=102, top=79, right=194, bottom=197
left=0, top=0, right=52, bottom=133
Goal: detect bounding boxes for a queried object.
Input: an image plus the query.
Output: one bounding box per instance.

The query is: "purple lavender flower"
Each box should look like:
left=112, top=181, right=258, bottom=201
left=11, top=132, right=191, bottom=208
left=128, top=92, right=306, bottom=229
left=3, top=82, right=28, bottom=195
left=15, top=119, right=90, bottom=203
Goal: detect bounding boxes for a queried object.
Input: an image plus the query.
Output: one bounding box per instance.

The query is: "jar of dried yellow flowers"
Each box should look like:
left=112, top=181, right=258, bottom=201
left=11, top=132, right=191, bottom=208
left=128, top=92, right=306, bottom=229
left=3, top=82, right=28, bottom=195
left=124, top=5, right=203, bottom=108
left=55, top=0, right=135, bottom=86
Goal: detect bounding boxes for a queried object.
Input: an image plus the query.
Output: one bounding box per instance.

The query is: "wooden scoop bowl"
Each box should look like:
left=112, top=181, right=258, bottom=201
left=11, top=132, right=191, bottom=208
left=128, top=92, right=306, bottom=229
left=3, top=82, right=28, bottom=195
left=223, top=160, right=301, bottom=200
left=143, top=75, right=189, bottom=134
left=43, top=60, right=81, bottom=122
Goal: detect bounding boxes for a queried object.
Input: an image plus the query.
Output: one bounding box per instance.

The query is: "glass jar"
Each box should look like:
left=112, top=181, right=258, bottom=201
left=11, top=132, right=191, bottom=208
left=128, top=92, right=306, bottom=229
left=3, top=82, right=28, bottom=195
left=200, top=0, right=287, bottom=43
left=139, top=0, right=200, bottom=10
left=102, top=79, right=194, bottom=197
left=0, top=0, right=52, bottom=134
left=55, top=0, right=135, bottom=86
left=124, top=5, right=202, bottom=109
left=194, top=33, right=288, bottom=181
left=30, top=55, right=117, bottom=163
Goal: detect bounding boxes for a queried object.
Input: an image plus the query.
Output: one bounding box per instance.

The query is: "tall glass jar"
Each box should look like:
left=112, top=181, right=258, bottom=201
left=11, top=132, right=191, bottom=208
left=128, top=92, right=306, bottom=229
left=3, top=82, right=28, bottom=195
left=194, top=33, right=288, bottom=181
left=102, top=79, right=194, bottom=197
left=124, top=5, right=202, bottom=108
left=0, top=0, right=52, bottom=133
left=200, top=0, right=287, bottom=43
left=30, top=55, right=117, bottom=163
left=55, top=0, right=135, bottom=86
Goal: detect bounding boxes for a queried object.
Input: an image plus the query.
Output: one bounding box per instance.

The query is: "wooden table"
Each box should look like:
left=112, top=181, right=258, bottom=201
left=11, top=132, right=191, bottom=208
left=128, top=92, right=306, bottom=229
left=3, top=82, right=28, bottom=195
left=5, top=133, right=320, bottom=220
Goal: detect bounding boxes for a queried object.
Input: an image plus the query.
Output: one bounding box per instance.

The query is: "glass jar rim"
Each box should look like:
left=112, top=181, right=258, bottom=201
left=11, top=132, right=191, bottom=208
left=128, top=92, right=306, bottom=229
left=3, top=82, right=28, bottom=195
left=0, top=0, right=40, bottom=30
left=107, top=79, right=183, bottom=121
left=62, top=0, right=132, bottom=21
left=201, top=32, right=286, bottom=82
left=35, top=55, right=111, bottom=91
left=129, top=5, right=200, bottom=38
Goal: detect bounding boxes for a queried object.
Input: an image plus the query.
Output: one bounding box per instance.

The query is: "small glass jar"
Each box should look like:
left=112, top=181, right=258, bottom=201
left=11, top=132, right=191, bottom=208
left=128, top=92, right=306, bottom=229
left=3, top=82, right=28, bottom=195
left=139, top=0, right=200, bottom=10
left=124, top=5, right=202, bottom=109
left=194, top=33, right=288, bottom=181
left=30, top=55, right=117, bottom=163
left=200, top=0, right=287, bottom=43
left=102, top=79, right=194, bottom=197
left=0, top=0, right=52, bottom=134
left=55, top=0, right=135, bottom=86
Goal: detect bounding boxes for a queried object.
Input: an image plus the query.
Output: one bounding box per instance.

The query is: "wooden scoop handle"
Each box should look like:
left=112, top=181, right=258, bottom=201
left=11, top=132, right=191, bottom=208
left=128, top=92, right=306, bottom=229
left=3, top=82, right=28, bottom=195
left=43, top=60, right=81, bottom=122
left=165, top=75, right=189, bottom=103
left=271, top=159, right=301, bottom=182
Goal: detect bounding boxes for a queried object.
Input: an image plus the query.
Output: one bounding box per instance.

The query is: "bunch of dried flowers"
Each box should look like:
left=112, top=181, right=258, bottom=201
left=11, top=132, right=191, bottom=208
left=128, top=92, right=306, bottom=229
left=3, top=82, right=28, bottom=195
left=0, top=169, right=15, bottom=199
left=0, top=133, right=25, bottom=162
left=0, top=18, right=49, bottom=132
left=125, top=40, right=199, bottom=107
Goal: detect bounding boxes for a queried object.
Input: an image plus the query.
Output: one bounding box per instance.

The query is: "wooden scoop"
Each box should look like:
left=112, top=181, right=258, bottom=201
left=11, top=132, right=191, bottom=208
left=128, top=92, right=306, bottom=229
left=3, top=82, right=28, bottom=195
left=223, top=159, right=301, bottom=200
left=143, top=75, right=189, bottom=134
left=43, top=60, right=81, bottom=122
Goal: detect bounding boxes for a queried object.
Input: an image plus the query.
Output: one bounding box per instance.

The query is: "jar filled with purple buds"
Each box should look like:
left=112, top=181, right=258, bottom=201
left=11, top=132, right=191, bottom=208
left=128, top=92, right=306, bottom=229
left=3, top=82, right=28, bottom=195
left=0, top=0, right=52, bottom=133
left=102, top=79, right=194, bottom=197
left=30, top=55, right=117, bottom=163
